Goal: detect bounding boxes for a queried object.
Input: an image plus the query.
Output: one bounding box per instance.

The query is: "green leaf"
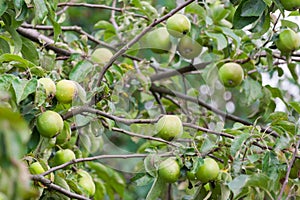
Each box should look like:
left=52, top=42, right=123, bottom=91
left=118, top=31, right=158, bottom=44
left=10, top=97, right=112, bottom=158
left=69, top=60, right=94, bottom=83
left=33, top=0, right=47, bottom=20
left=241, top=0, right=266, bottom=17
left=186, top=2, right=205, bottom=18
left=0, top=37, right=10, bottom=54
left=0, top=0, right=7, bottom=17
left=287, top=63, right=298, bottom=81
left=230, top=133, right=250, bottom=157
left=281, top=19, right=299, bottom=31
left=218, top=27, right=241, bottom=50
left=228, top=175, right=249, bottom=198
left=242, top=78, right=263, bottom=106
left=11, top=78, right=37, bottom=104
left=94, top=179, right=106, bottom=200
left=233, top=0, right=259, bottom=29
left=0, top=53, right=36, bottom=68
left=290, top=102, right=300, bottom=114
left=145, top=177, right=166, bottom=200
left=21, top=37, right=39, bottom=65
left=205, top=32, right=227, bottom=50
left=94, top=20, right=116, bottom=33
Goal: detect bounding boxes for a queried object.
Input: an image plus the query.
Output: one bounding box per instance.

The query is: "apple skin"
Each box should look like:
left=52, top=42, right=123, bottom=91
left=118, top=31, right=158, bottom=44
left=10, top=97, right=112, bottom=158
left=56, top=80, right=77, bottom=104
left=166, top=14, right=191, bottom=38
left=218, top=62, right=244, bottom=88
left=36, top=111, right=64, bottom=138
left=280, top=0, right=300, bottom=11
left=158, top=157, right=180, bottom=183
left=156, top=115, right=183, bottom=141
left=29, top=162, right=45, bottom=175
left=147, top=27, right=172, bottom=54
left=52, top=149, right=76, bottom=166
left=178, top=36, right=202, bottom=59
left=77, top=169, right=96, bottom=196
left=195, top=158, right=220, bottom=183
left=90, top=48, right=113, bottom=65
left=38, top=78, right=56, bottom=97
left=276, top=29, right=300, bottom=53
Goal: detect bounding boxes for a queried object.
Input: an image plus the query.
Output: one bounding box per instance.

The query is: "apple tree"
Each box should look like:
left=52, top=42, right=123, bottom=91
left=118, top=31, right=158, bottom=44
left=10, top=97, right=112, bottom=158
left=1, top=0, right=300, bottom=199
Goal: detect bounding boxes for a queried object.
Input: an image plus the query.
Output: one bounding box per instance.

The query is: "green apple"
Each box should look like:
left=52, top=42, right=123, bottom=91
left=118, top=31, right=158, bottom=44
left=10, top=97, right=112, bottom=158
left=29, top=162, right=45, bottom=175
left=52, top=149, right=76, bottom=166
left=36, top=111, right=64, bottom=138
left=158, top=157, right=180, bottom=183
left=280, top=0, right=300, bottom=11
left=156, top=115, right=183, bottom=141
left=178, top=36, right=202, bottom=59
left=276, top=29, right=300, bottom=53
left=38, top=78, right=56, bottom=97
left=195, top=158, right=220, bottom=183
left=77, top=169, right=96, bottom=196
left=56, top=80, right=77, bottom=104
left=147, top=27, right=172, bottom=53
left=218, top=62, right=244, bottom=87
left=166, top=14, right=191, bottom=38
left=90, top=48, right=113, bottom=65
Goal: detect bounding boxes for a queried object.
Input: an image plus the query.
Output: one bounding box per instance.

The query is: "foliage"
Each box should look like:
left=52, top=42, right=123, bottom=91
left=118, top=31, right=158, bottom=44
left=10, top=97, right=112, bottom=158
left=0, top=0, right=300, bottom=199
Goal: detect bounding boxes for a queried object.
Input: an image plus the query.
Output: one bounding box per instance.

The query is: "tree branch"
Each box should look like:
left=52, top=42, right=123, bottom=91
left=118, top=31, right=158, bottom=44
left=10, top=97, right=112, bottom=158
left=30, top=175, right=89, bottom=200
left=95, top=0, right=197, bottom=88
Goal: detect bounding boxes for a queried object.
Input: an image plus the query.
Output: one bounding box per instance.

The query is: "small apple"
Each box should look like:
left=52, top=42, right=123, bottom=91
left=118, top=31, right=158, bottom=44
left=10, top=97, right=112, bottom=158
left=280, top=0, right=300, bottom=11
left=178, top=36, right=202, bottom=59
left=166, top=14, right=191, bottom=38
left=52, top=149, right=76, bottom=166
left=276, top=29, right=300, bottom=53
left=77, top=169, right=96, bottom=197
left=36, top=111, right=64, bottom=138
left=218, top=62, right=244, bottom=87
left=156, top=115, right=183, bottom=141
left=38, top=78, right=56, bottom=97
left=29, top=162, right=45, bottom=175
left=56, top=80, right=77, bottom=104
left=147, top=27, right=172, bottom=53
left=90, top=48, right=113, bottom=65
left=195, top=158, right=220, bottom=183
left=158, top=157, right=180, bottom=183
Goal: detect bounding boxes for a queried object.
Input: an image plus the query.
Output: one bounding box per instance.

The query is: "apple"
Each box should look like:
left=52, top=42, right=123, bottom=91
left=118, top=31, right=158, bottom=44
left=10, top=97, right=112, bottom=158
left=36, top=111, right=64, bottom=138
left=218, top=62, right=244, bottom=87
left=276, top=29, right=300, bottom=53
left=280, top=0, right=300, bottom=11
left=166, top=14, right=191, bottom=38
left=38, top=78, right=56, bottom=97
left=77, top=169, right=96, bottom=196
left=29, top=162, right=45, bottom=175
left=156, top=115, right=183, bottom=141
left=195, top=158, right=220, bottom=183
left=147, top=27, right=172, bottom=53
left=158, top=157, right=180, bottom=183
left=90, top=48, right=113, bottom=65
left=52, top=149, right=76, bottom=166
left=177, top=36, right=202, bottom=59
left=56, top=80, right=77, bottom=104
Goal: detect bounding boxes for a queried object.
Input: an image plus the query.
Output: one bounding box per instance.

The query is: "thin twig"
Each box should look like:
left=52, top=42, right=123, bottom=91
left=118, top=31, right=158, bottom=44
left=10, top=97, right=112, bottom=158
left=30, top=175, right=89, bottom=200
left=95, top=0, right=197, bottom=88
left=277, top=137, right=300, bottom=200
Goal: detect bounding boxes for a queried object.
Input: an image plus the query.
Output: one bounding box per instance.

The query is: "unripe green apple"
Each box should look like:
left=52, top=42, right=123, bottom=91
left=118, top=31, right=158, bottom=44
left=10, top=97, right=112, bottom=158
left=36, top=111, right=64, bottom=138
left=147, top=27, right=172, bottom=54
left=178, top=36, right=202, bottom=59
left=280, top=0, right=300, bottom=11
left=195, top=158, right=220, bottom=183
left=52, top=149, right=76, bottom=166
left=38, top=78, right=56, bottom=97
left=56, top=80, right=77, bottom=104
left=158, top=157, right=180, bottom=183
left=156, top=115, right=183, bottom=141
left=218, top=62, right=244, bottom=87
left=77, top=169, right=96, bottom=196
left=166, top=14, right=191, bottom=38
left=29, top=162, right=45, bottom=175
left=276, top=29, right=300, bottom=53
left=90, top=48, right=113, bottom=65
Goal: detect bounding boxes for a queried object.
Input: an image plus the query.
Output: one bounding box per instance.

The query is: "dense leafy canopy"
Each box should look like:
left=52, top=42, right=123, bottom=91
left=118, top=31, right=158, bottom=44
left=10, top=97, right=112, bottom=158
left=0, top=0, right=300, bottom=199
